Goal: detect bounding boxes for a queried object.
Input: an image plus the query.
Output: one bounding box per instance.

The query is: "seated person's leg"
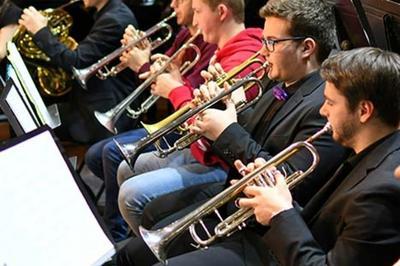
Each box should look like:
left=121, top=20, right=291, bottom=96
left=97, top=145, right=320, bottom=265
left=117, top=133, right=182, bottom=185
left=152, top=231, right=265, bottom=266
left=142, top=182, right=226, bottom=229
left=118, top=205, right=269, bottom=266
left=118, top=149, right=227, bottom=235
left=85, top=137, right=114, bottom=179
left=86, top=128, right=153, bottom=241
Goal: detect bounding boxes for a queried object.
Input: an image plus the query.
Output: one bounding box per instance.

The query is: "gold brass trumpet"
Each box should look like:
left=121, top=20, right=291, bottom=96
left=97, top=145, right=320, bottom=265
left=72, top=12, right=176, bottom=89
left=139, top=123, right=332, bottom=264
left=94, top=30, right=202, bottom=134
left=114, top=54, right=268, bottom=169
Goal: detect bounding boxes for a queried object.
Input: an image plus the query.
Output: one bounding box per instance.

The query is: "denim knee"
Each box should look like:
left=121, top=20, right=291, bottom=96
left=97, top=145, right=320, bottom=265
left=85, top=141, right=107, bottom=179
left=119, top=179, right=146, bottom=213
left=118, top=178, right=147, bottom=234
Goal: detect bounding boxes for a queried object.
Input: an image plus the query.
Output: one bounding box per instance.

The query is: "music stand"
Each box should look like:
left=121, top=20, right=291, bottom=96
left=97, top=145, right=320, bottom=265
left=4, top=41, right=61, bottom=133
left=0, top=78, right=41, bottom=135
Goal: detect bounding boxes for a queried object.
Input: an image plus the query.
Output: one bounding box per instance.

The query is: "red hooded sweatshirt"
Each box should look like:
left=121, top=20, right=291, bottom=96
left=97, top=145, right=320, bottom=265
left=169, top=28, right=264, bottom=169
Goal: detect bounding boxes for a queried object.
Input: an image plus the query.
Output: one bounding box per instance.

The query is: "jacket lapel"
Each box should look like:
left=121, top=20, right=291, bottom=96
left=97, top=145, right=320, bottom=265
left=305, top=131, right=400, bottom=224
left=332, top=131, right=400, bottom=195
left=245, top=89, right=276, bottom=132
left=263, top=72, right=324, bottom=138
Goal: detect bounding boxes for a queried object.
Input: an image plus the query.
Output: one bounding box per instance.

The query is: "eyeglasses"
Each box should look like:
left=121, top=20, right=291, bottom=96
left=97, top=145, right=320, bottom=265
left=262, top=36, right=307, bottom=52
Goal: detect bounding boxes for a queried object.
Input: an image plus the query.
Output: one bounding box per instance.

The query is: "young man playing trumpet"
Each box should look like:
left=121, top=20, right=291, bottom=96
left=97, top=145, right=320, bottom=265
left=84, top=0, right=217, bottom=242
left=116, top=0, right=265, bottom=237
left=227, top=47, right=400, bottom=266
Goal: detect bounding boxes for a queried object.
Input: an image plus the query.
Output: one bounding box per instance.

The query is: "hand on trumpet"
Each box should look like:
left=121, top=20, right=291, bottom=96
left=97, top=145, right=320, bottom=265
left=189, top=82, right=237, bottom=141
left=139, top=54, right=184, bottom=98
left=200, top=61, right=225, bottom=82
left=119, top=25, right=152, bottom=72
left=233, top=158, right=293, bottom=226
left=19, top=6, right=48, bottom=35
left=200, top=64, right=246, bottom=106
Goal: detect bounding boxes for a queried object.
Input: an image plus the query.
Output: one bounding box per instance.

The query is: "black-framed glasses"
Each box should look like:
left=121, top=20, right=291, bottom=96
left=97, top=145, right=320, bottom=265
left=262, top=36, right=307, bottom=52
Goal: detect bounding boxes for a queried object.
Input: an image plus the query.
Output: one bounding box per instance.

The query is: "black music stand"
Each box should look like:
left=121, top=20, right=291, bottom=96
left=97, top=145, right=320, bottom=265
left=0, top=78, right=40, bottom=136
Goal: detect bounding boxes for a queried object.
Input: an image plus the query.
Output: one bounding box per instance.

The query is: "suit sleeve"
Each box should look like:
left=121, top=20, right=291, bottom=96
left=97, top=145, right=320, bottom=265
left=263, top=181, right=400, bottom=266
left=32, top=14, right=130, bottom=70
left=212, top=103, right=347, bottom=205
left=212, top=103, right=331, bottom=169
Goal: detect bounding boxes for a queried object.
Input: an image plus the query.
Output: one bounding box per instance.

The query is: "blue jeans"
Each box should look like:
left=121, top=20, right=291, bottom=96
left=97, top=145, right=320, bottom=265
left=118, top=149, right=228, bottom=235
left=85, top=128, right=154, bottom=241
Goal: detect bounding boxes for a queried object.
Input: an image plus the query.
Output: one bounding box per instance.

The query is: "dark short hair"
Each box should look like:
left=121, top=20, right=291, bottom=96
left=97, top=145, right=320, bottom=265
left=201, top=0, right=245, bottom=23
left=321, top=47, right=400, bottom=127
left=259, top=0, right=337, bottom=64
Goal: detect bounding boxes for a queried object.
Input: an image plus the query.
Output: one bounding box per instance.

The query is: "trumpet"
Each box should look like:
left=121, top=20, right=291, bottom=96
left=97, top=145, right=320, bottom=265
left=114, top=55, right=268, bottom=169
left=140, top=123, right=332, bottom=264
left=72, top=12, right=176, bottom=89
left=95, top=30, right=202, bottom=134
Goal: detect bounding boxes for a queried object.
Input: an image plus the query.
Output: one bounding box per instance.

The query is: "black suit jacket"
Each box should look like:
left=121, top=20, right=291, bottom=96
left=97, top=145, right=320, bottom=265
left=263, top=131, right=400, bottom=266
left=33, top=0, right=138, bottom=142
left=212, top=71, right=348, bottom=205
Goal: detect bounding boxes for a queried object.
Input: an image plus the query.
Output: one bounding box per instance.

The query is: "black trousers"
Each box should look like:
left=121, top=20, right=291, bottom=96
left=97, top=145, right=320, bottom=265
left=116, top=183, right=273, bottom=266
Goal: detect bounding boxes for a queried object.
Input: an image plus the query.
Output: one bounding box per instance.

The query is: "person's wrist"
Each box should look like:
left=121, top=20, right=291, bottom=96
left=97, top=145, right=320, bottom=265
left=270, top=205, right=293, bottom=221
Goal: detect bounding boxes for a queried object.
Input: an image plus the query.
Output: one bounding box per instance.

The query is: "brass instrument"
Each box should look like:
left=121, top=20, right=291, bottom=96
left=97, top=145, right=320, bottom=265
left=72, top=12, right=176, bottom=89
left=114, top=55, right=268, bottom=169
left=94, top=30, right=202, bottom=134
left=13, top=0, right=80, bottom=97
left=140, top=123, right=332, bottom=264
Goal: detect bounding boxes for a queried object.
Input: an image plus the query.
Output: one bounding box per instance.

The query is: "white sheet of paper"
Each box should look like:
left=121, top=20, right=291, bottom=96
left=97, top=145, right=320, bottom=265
left=6, top=65, right=40, bottom=126
left=0, top=130, right=115, bottom=266
left=6, top=42, right=59, bottom=128
left=5, top=82, right=38, bottom=132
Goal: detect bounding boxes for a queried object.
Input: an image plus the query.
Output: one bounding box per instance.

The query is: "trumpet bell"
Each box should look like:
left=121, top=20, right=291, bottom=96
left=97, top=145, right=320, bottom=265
left=141, top=104, right=192, bottom=135
left=94, top=110, right=118, bottom=134
left=72, top=66, right=90, bottom=89
left=139, top=226, right=168, bottom=264
left=113, top=139, right=138, bottom=169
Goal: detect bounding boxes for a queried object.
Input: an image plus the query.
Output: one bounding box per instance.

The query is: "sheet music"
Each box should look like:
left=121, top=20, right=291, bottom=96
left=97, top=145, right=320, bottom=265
left=6, top=64, right=40, bottom=126
left=4, top=82, right=38, bottom=132
left=6, top=42, right=60, bottom=128
left=0, top=130, right=115, bottom=266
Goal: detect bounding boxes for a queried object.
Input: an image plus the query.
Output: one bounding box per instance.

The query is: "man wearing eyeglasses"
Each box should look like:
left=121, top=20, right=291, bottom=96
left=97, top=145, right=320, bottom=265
left=116, top=0, right=349, bottom=265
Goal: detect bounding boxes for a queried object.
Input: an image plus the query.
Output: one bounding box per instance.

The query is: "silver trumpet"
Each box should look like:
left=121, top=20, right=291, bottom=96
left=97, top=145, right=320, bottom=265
left=114, top=59, right=268, bottom=170
left=72, top=12, right=176, bottom=89
left=94, top=30, right=202, bottom=134
left=140, top=122, right=332, bottom=264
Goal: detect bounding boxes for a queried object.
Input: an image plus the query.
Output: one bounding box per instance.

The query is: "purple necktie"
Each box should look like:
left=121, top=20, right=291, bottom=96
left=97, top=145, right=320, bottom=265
left=272, top=85, right=288, bottom=101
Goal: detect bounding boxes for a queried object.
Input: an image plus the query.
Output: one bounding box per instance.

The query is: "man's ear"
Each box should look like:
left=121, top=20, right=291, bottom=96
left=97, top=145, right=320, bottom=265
left=301, top=37, right=317, bottom=59
left=358, top=100, right=375, bottom=123
left=217, top=4, right=228, bottom=21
